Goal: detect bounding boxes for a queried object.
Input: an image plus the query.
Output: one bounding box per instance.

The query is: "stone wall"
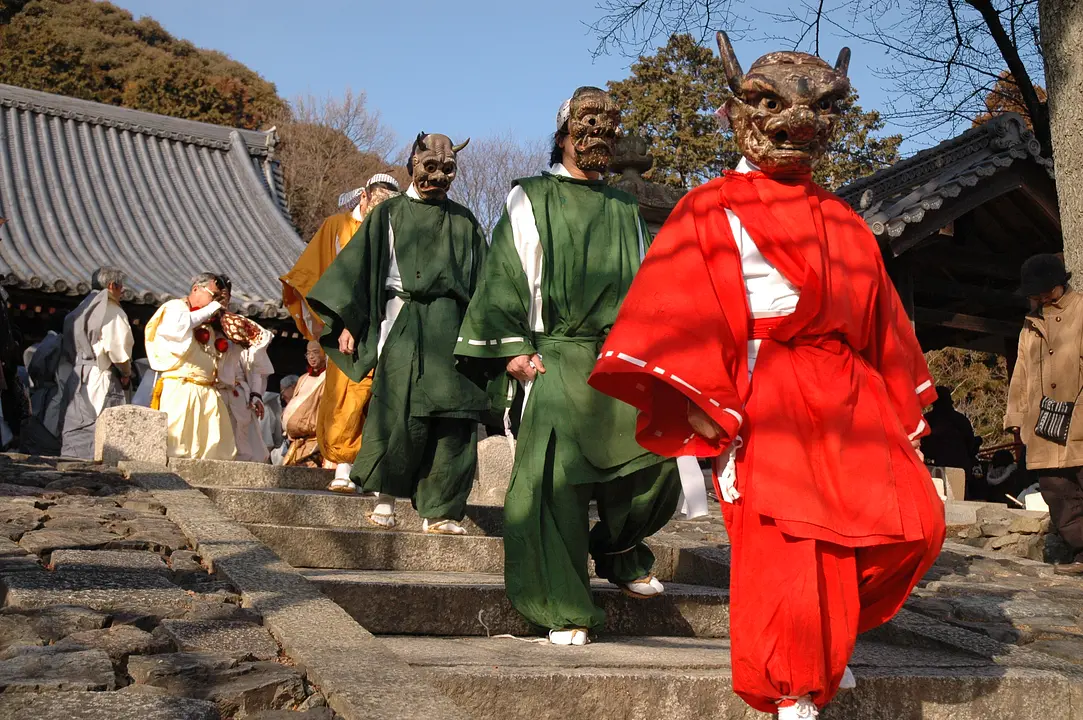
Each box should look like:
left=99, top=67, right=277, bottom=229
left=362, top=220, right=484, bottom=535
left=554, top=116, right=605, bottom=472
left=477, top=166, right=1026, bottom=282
left=950, top=504, right=1070, bottom=563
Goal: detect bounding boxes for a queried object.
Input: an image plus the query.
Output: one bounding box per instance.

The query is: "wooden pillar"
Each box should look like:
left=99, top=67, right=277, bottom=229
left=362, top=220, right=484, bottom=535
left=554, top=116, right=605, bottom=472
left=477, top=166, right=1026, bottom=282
left=887, top=258, right=916, bottom=328
left=1003, top=334, right=1019, bottom=382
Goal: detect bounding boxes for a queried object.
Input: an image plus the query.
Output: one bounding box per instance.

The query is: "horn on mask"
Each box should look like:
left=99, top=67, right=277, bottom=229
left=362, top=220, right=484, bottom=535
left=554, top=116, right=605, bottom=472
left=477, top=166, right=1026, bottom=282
left=716, top=31, right=744, bottom=94
left=834, top=47, right=851, bottom=78
left=408, top=132, right=427, bottom=176
left=451, top=138, right=471, bottom=154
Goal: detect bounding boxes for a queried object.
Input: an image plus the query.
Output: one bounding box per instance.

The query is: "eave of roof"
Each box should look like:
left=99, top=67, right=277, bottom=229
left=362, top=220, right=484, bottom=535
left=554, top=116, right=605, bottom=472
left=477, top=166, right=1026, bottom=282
left=837, top=113, right=1054, bottom=242
left=0, top=83, right=276, bottom=156
left=0, top=85, right=303, bottom=319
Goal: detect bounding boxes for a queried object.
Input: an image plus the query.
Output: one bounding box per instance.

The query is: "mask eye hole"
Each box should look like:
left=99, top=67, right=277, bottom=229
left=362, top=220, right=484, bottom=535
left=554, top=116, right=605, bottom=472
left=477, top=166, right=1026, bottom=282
left=443, top=163, right=455, bottom=174
left=818, top=98, right=834, bottom=111
left=424, top=161, right=437, bottom=173
left=764, top=97, right=780, bottom=111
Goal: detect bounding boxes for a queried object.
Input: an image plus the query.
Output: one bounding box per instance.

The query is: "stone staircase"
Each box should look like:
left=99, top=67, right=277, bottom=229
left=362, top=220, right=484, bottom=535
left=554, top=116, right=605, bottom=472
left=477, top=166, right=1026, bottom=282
left=171, top=448, right=1083, bottom=720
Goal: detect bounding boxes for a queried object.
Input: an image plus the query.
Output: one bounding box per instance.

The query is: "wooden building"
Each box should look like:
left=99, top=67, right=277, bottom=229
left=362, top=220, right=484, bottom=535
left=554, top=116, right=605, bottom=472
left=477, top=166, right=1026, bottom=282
left=836, top=112, right=1059, bottom=368
left=0, top=84, right=309, bottom=378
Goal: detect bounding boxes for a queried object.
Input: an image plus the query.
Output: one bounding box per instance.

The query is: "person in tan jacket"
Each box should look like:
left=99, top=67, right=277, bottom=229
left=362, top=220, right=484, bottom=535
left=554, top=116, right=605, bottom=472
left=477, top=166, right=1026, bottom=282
left=1005, top=253, right=1083, bottom=574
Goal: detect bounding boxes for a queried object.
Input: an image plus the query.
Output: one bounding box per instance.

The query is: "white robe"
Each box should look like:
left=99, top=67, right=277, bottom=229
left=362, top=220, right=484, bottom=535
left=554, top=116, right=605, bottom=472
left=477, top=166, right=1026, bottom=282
left=146, top=300, right=235, bottom=461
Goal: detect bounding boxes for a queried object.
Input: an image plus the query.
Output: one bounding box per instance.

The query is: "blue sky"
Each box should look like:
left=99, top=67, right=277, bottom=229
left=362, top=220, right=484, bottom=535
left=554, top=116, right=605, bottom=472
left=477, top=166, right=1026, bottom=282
left=111, top=0, right=916, bottom=154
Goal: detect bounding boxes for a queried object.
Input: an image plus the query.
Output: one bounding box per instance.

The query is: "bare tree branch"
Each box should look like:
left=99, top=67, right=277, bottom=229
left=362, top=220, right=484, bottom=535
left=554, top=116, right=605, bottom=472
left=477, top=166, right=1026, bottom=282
left=451, top=133, right=548, bottom=238
left=588, top=0, right=1047, bottom=151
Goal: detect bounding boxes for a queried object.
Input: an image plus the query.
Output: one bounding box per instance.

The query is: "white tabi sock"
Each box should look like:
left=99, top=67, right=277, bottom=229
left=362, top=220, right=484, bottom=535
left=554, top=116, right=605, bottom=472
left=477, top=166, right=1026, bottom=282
left=334, top=463, right=353, bottom=480
left=777, top=696, right=818, bottom=719
left=373, top=494, right=395, bottom=517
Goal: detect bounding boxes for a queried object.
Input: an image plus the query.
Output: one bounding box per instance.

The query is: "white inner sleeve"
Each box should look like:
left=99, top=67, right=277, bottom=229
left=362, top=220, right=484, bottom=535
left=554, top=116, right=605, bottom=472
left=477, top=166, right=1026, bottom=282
left=506, top=186, right=545, bottom=334
left=377, top=221, right=404, bottom=359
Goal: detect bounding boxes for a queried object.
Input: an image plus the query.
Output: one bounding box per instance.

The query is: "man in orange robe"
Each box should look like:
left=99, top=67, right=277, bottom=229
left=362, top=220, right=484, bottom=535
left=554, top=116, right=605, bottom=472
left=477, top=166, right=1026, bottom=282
left=589, top=35, right=945, bottom=719
left=281, top=174, right=400, bottom=490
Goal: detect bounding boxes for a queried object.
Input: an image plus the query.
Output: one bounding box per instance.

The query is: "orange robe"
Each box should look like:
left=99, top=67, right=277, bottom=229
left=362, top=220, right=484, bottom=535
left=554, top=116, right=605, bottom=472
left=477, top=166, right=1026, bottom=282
left=589, top=170, right=946, bottom=712
left=281, top=211, right=374, bottom=464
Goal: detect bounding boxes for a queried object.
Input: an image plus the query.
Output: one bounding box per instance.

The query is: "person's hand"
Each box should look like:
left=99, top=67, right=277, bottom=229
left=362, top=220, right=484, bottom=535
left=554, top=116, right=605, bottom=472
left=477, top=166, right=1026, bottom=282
left=119, top=375, right=131, bottom=390
left=339, top=329, right=356, bottom=355
left=911, top=437, right=925, bottom=462
left=507, top=354, right=545, bottom=383
left=249, top=395, right=265, bottom=420
left=688, top=401, right=722, bottom=442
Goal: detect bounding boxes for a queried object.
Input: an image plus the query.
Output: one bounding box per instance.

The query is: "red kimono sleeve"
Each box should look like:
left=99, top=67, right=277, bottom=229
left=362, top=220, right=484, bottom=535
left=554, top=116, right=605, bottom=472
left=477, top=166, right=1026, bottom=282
left=589, top=184, right=746, bottom=458
left=861, top=240, right=937, bottom=440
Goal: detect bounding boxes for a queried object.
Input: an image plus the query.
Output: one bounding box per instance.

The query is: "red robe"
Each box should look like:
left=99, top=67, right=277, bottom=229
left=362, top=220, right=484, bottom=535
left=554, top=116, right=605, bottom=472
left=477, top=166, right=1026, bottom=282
left=589, top=169, right=946, bottom=712
left=589, top=169, right=938, bottom=546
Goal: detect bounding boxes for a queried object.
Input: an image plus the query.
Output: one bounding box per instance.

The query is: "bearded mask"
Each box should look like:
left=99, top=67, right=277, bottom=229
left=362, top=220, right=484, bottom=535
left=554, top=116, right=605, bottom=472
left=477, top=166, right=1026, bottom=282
left=564, top=86, right=621, bottom=173
left=717, top=32, right=850, bottom=175
left=409, top=133, right=469, bottom=200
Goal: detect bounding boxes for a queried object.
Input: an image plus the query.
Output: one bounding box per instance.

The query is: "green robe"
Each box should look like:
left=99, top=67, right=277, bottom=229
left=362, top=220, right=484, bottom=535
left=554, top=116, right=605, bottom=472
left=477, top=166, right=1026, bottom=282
left=308, top=192, right=489, bottom=518
left=456, top=172, right=680, bottom=631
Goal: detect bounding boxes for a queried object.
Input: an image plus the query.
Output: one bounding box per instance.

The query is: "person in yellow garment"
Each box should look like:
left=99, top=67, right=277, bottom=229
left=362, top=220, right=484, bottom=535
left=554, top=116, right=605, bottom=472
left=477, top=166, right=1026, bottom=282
left=145, top=273, right=236, bottom=460
left=281, top=173, right=400, bottom=491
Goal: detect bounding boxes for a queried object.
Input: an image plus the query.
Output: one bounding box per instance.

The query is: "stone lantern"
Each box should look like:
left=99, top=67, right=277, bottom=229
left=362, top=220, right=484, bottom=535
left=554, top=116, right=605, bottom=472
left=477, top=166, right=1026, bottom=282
left=609, top=134, right=688, bottom=235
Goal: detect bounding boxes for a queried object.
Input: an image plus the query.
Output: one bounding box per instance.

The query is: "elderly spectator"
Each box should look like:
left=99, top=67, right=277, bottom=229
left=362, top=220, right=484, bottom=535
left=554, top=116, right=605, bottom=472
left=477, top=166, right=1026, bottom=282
left=1005, top=253, right=1083, bottom=574
left=144, top=273, right=235, bottom=460
left=281, top=342, right=327, bottom=467
left=60, top=267, right=134, bottom=458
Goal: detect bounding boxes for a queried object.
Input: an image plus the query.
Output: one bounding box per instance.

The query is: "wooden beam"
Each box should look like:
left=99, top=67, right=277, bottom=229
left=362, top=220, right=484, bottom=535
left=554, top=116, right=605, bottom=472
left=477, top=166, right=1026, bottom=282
left=914, top=307, right=1022, bottom=337
left=911, top=249, right=1020, bottom=280
left=910, top=276, right=1027, bottom=309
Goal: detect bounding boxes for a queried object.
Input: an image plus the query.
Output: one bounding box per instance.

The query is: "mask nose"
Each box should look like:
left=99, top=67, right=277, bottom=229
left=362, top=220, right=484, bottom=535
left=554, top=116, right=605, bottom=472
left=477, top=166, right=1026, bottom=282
left=784, top=107, right=817, bottom=143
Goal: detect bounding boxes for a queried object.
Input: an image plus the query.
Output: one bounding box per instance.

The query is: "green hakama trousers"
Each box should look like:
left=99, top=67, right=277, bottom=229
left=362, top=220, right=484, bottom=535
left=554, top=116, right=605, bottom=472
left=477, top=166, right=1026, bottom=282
left=504, top=432, right=680, bottom=631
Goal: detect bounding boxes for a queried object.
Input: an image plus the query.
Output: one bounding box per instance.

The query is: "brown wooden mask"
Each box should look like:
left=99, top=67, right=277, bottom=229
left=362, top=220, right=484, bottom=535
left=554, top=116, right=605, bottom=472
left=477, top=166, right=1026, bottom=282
left=717, top=32, right=850, bottom=175
left=409, top=132, right=469, bottom=200
left=567, top=86, right=621, bottom=173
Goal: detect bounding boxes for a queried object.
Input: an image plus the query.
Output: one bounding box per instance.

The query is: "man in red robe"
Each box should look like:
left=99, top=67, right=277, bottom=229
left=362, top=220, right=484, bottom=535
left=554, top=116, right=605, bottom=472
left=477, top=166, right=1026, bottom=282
left=589, top=34, right=945, bottom=719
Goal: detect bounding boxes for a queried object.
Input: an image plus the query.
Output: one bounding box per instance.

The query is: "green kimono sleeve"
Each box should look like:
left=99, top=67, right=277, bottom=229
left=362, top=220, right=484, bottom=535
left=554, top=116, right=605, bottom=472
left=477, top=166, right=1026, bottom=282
left=455, top=212, right=536, bottom=362
left=306, top=204, right=390, bottom=382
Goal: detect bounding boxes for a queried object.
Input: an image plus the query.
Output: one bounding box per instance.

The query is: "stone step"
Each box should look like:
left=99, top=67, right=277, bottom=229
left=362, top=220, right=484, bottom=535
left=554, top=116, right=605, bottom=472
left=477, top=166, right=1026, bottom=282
left=201, top=486, right=504, bottom=536
left=171, top=444, right=513, bottom=507
left=379, top=635, right=1083, bottom=720
left=243, top=523, right=506, bottom=573
left=302, top=570, right=730, bottom=638
left=242, top=522, right=731, bottom=588
left=171, top=459, right=332, bottom=492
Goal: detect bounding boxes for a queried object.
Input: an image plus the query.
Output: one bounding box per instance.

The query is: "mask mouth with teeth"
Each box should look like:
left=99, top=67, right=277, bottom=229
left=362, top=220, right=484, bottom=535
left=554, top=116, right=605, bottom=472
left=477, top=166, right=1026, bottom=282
left=565, top=86, right=621, bottom=173
left=408, top=132, right=469, bottom=200
left=716, top=32, right=850, bottom=175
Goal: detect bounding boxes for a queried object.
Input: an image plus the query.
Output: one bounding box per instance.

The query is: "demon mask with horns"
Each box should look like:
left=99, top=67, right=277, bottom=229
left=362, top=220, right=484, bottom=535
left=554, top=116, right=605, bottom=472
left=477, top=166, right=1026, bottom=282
left=408, top=133, right=469, bottom=201
left=717, top=32, right=850, bottom=175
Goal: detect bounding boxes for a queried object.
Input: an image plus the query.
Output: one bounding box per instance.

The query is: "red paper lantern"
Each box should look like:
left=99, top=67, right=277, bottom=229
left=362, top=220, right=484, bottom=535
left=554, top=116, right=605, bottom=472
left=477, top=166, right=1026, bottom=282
left=214, top=338, right=230, bottom=353
left=194, top=327, right=210, bottom=345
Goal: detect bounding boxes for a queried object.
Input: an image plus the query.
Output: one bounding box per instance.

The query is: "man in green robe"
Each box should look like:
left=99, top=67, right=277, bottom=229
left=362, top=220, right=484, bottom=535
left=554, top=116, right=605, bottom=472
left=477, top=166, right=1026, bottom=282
left=456, top=88, right=681, bottom=646
left=308, top=133, right=488, bottom=536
